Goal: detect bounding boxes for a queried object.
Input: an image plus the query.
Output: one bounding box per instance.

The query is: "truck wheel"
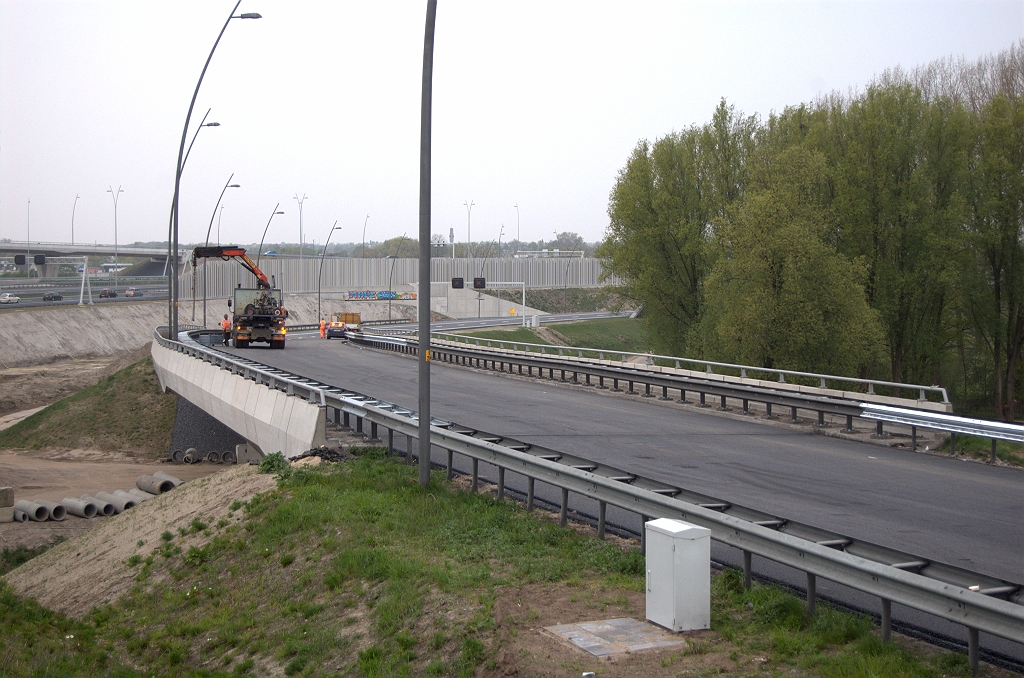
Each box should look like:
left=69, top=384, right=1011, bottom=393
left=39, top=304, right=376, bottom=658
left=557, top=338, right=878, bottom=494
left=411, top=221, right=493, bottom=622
left=237, top=339, right=249, bottom=348
left=272, top=339, right=285, bottom=349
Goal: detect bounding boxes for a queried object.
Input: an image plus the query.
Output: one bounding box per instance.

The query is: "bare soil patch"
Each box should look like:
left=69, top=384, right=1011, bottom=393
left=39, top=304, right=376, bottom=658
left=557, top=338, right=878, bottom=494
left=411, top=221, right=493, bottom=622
left=0, top=450, right=226, bottom=550
left=2, top=464, right=275, bottom=616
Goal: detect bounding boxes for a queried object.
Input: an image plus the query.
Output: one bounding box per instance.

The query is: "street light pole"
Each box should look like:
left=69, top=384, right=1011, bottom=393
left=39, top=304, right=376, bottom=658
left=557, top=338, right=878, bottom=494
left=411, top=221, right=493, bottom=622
left=256, top=204, right=285, bottom=272
left=294, top=193, right=307, bottom=290
left=169, top=1, right=261, bottom=338
left=513, top=203, right=519, bottom=255
left=72, top=194, right=80, bottom=245
left=107, top=185, right=123, bottom=279
left=26, top=198, right=30, bottom=274
left=360, top=213, right=369, bottom=257
left=198, top=174, right=240, bottom=323
left=418, top=0, right=437, bottom=488
left=318, top=222, right=340, bottom=321
left=217, top=204, right=225, bottom=246
left=463, top=199, right=474, bottom=259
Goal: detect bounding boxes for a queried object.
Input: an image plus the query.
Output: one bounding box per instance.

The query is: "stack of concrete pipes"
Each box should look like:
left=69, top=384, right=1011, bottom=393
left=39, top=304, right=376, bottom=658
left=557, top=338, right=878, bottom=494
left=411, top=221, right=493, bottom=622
left=169, top=446, right=237, bottom=464
left=2, top=472, right=183, bottom=523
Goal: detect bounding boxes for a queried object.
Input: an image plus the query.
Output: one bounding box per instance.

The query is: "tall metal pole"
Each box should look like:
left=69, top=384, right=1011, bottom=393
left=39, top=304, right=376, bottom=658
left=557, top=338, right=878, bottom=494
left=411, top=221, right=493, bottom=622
left=71, top=194, right=80, bottom=245
left=217, top=204, right=225, bottom=246
left=514, top=202, right=519, bottom=254
left=26, top=198, right=30, bottom=273
left=294, top=193, right=307, bottom=290
left=418, top=0, right=437, bottom=488
left=463, top=199, right=474, bottom=261
left=107, top=185, right=123, bottom=279
left=169, top=1, right=259, bottom=338
left=199, top=174, right=239, bottom=323
left=318, top=222, right=340, bottom=321
left=256, top=204, right=284, bottom=272
left=361, top=213, right=370, bottom=257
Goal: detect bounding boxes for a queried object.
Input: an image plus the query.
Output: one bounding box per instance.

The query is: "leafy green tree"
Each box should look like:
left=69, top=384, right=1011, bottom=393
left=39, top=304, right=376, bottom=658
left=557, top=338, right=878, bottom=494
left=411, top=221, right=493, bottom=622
left=962, top=94, right=1024, bottom=418
left=701, top=147, right=884, bottom=374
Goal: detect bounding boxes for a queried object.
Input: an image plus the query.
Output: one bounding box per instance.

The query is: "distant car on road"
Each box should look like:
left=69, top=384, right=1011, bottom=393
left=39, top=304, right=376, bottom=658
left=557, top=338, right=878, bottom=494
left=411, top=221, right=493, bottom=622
left=262, top=250, right=278, bottom=256
left=42, top=292, right=63, bottom=301
left=99, top=289, right=117, bottom=298
left=124, top=287, right=143, bottom=297
left=0, top=292, right=21, bottom=304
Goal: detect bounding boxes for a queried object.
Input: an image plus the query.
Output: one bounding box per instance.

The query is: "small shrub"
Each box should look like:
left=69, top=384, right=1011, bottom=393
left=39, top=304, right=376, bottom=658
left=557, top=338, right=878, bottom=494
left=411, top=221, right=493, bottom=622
left=259, top=452, right=289, bottom=475
left=160, top=531, right=174, bottom=542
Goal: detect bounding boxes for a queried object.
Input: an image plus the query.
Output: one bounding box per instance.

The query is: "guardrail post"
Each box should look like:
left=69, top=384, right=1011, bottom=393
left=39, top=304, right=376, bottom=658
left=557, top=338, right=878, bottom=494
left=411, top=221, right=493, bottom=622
left=597, top=501, right=606, bottom=539
left=911, top=426, right=917, bottom=451
left=471, top=458, right=479, bottom=492
left=817, top=411, right=825, bottom=427
left=370, top=421, right=378, bottom=441
left=387, top=428, right=394, bottom=456
left=968, top=627, right=979, bottom=675
left=843, top=415, right=855, bottom=433
left=699, top=392, right=707, bottom=407
left=661, top=385, right=671, bottom=401
left=559, top=488, right=570, bottom=527
left=640, top=514, right=648, bottom=555
left=765, top=403, right=774, bottom=419
left=806, top=573, right=816, bottom=616
left=678, top=388, right=687, bottom=403
left=990, top=439, right=997, bottom=464
left=950, top=431, right=956, bottom=457
left=643, top=383, right=654, bottom=398
left=719, top=395, right=728, bottom=411
left=497, top=467, right=505, bottom=500
left=742, top=398, right=749, bottom=413
left=343, top=411, right=350, bottom=429
left=611, top=378, right=622, bottom=392
left=791, top=406, right=799, bottom=422
left=356, top=416, right=363, bottom=434
left=875, top=420, right=884, bottom=437
left=880, top=598, right=891, bottom=641
left=406, top=434, right=414, bottom=465
left=446, top=449, right=454, bottom=480
left=743, top=550, right=752, bottom=590
left=526, top=477, right=535, bottom=510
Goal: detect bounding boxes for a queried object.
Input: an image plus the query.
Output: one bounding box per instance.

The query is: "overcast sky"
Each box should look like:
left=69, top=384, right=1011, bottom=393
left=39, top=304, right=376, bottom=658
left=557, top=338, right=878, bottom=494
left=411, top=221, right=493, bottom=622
left=1, top=1, right=1021, bottom=251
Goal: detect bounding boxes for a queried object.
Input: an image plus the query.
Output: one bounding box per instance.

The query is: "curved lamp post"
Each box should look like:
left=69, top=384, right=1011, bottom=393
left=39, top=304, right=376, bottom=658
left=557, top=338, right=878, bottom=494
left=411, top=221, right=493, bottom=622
left=464, top=199, right=474, bottom=259
left=71, top=194, right=80, bottom=245
left=169, top=1, right=261, bottom=337
left=256, top=204, right=285, bottom=272
left=197, top=174, right=240, bottom=323
left=513, top=203, right=519, bottom=255
left=318, top=222, right=340, bottom=321
left=107, top=185, right=124, bottom=278
left=163, top=108, right=218, bottom=285
left=386, top=233, right=408, bottom=321
left=360, top=213, right=370, bottom=257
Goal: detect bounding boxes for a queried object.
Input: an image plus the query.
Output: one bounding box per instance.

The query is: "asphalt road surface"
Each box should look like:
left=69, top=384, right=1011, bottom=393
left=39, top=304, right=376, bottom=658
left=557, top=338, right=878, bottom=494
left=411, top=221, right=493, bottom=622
left=219, top=330, right=1024, bottom=663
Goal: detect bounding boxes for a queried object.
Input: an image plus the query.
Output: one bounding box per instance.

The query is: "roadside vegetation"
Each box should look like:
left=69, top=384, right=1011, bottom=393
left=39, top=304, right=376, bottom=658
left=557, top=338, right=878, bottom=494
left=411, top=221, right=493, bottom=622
left=0, top=453, right=1004, bottom=677
left=600, top=43, right=1024, bottom=420
left=455, top=317, right=652, bottom=357
left=0, top=356, right=176, bottom=457
left=481, top=286, right=628, bottom=315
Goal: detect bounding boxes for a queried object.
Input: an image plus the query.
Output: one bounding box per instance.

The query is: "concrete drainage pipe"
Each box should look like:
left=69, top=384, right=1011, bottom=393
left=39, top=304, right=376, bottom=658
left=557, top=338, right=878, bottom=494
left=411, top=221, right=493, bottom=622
left=207, top=450, right=221, bottom=463
left=129, top=488, right=157, bottom=502
left=95, top=491, right=135, bottom=514
left=183, top=447, right=199, bottom=464
left=36, top=500, right=66, bottom=521
left=12, top=509, right=28, bottom=522
left=153, top=471, right=184, bottom=487
left=171, top=449, right=185, bottom=462
left=81, top=495, right=114, bottom=516
left=222, top=449, right=237, bottom=464
left=61, top=497, right=97, bottom=519
left=136, top=475, right=174, bottom=494
left=13, top=500, right=47, bottom=521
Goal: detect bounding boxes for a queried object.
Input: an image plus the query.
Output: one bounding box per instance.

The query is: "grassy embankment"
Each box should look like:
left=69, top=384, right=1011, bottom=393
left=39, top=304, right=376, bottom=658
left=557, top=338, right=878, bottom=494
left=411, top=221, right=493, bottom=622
left=482, top=287, right=629, bottom=315
left=0, top=452, right=987, bottom=677
left=0, top=356, right=177, bottom=457
left=453, top=316, right=653, bottom=356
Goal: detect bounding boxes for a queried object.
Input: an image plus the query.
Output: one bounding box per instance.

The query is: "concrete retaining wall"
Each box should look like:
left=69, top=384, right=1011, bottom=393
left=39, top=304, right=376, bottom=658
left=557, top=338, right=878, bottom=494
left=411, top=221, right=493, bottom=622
left=151, top=340, right=326, bottom=458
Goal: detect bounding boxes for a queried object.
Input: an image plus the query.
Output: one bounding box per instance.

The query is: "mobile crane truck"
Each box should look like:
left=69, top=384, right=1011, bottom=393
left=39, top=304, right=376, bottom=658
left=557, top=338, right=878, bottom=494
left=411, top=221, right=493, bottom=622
left=191, top=246, right=287, bottom=349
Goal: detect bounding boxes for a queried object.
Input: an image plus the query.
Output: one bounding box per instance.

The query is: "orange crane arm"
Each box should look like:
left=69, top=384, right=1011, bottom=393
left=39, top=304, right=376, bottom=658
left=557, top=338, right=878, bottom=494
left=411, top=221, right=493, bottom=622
left=191, top=246, right=271, bottom=289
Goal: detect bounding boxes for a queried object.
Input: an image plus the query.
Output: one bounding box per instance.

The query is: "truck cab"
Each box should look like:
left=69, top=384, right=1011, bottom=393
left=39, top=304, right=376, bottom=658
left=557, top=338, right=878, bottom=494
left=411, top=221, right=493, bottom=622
left=230, top=288, right=286, bottom=348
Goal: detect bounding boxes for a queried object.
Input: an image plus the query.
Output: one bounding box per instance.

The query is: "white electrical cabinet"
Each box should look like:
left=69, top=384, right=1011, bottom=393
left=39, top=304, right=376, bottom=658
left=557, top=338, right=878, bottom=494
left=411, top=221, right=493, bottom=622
left=645, top=518, right=712, bottom=632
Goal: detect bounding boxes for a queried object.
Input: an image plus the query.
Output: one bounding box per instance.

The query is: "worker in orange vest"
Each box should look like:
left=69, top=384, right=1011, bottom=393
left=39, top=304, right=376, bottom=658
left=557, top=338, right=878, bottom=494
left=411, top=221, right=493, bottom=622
left=221, top=314, right=231, bottom=345
left=320, top=318, right=327, bottom=339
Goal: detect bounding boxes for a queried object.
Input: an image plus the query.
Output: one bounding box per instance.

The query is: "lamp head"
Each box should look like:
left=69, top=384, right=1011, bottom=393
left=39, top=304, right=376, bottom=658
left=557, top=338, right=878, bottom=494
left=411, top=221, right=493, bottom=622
left=204, top=122, right=221, bottom=127
left=237, top=12, right=262, bottom=19
left=228, top=184, right=241, bottom=188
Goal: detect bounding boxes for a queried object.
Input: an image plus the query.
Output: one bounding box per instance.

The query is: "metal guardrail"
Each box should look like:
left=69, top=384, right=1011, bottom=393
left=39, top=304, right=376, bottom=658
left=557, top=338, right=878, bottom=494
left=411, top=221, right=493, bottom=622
left=429, top=331, right=950, bottom=404
left=152, top=326, right=1024, bottom=666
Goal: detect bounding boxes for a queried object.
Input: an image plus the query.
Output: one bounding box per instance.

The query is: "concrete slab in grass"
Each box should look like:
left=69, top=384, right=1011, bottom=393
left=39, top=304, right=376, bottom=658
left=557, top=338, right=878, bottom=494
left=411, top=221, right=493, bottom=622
left=542, top=617, right=685, bottom=657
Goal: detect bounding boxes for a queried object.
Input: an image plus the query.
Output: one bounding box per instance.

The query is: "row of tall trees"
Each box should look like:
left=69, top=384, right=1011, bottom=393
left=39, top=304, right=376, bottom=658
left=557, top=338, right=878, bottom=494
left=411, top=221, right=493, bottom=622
left=600, top=42, right=1024, bottom=418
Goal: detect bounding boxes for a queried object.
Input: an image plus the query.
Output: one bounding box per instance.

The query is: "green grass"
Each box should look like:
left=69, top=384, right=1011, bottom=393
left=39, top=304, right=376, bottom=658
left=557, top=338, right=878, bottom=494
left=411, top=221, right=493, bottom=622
left=0, top=356, right=177, bottom=456
left=939, top=434, right=1024, bottom=465
left=455, top=317, right=652, bottom=357
left=452, top=327, right=551, bottom=346
left=1, top=539, right=64, bottom=576
left=482, top=286, right=628, bottom=314
left=0, top=455, right=988, bottom=676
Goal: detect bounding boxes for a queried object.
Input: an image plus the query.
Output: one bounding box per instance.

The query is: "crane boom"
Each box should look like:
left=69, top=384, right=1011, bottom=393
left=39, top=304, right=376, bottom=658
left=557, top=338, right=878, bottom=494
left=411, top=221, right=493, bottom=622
left=191, top=246, right=270, bottom=289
